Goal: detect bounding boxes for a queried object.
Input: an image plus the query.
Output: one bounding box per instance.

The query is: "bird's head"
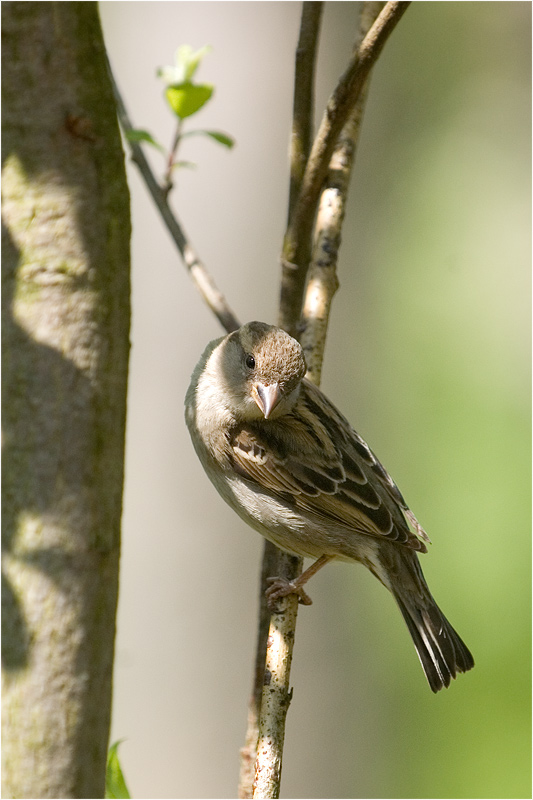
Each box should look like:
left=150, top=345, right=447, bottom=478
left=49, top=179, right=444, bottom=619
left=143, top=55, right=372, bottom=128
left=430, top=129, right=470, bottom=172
left=215, top=321, right=306, bottom=421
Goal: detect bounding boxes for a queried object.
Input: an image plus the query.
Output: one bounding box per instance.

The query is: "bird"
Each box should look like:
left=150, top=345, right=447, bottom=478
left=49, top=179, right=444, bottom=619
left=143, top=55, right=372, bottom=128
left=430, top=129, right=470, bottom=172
left=185, top=321, right=474, bottom=692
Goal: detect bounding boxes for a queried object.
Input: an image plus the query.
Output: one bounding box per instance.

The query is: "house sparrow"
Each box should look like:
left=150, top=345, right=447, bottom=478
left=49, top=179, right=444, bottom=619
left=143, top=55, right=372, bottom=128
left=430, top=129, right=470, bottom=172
left=185, top=321, right=474, bottom=692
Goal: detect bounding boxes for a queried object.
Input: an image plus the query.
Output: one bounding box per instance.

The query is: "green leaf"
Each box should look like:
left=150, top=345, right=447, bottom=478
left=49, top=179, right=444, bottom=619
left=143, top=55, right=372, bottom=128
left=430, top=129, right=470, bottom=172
left=165, top=83, right=213, bottom=119
left=157, top=45, right=211, bottom=85
left=182, top=130, right=235, bottom=148
left=125, top=129, right=165, bottom=152
left=105, top=740, right=131, bottom=799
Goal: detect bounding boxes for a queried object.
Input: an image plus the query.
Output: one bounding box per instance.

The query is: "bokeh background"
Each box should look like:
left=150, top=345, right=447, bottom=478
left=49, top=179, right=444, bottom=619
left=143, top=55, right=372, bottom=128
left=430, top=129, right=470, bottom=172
left=100, top=3, right=531, bottom=797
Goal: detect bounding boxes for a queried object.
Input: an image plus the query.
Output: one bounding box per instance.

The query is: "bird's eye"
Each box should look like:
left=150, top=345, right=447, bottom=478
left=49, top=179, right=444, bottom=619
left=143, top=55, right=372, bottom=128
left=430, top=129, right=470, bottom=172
left=245, top=354, right=255, bottom=370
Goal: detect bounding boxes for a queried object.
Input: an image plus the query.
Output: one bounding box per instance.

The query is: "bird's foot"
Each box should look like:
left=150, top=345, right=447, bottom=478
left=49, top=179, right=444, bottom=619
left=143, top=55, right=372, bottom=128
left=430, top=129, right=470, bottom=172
left=265, top=576, right=313, bottom=608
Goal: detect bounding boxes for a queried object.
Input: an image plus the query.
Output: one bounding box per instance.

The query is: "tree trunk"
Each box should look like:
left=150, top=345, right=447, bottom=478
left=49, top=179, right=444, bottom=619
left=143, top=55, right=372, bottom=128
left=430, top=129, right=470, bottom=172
left=2, top=3, right=131, bottom=797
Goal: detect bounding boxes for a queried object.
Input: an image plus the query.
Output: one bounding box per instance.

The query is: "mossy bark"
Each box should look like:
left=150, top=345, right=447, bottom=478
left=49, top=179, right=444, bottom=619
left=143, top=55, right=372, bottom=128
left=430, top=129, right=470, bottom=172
left=2, top=3, right=131, bottom=797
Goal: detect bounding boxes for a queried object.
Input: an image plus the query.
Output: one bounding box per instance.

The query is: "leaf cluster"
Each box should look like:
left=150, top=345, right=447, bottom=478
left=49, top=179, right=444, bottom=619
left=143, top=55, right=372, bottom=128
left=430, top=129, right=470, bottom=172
left=126, top=45, right=234, bottom=188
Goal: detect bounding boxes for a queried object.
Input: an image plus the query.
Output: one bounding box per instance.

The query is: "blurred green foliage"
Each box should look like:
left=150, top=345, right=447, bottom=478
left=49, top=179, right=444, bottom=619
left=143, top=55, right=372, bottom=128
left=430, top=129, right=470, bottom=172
left=105, top=741, right=131, bottom=799
left=327, top=3, right=531, bottom=797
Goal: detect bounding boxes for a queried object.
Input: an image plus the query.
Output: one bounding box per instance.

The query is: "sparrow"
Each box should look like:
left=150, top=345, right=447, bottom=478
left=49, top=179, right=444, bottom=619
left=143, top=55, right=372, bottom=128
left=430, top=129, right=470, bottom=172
left=185, top=321, right=474, bottom=692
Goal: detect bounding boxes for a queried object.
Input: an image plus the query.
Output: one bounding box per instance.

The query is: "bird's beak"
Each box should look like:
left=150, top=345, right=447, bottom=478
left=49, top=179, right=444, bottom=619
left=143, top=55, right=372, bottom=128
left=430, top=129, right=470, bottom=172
left=252, top=382, right=282, bottom=420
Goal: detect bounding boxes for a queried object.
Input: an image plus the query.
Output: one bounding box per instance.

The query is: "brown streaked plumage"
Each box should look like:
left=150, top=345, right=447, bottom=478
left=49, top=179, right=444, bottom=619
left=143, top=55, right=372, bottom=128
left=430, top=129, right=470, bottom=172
left=185, top=321, right=474, bottom=692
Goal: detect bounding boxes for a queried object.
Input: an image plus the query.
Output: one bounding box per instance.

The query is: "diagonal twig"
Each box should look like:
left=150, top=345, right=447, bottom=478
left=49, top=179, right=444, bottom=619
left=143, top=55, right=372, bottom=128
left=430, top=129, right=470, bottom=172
left=108, top=63, right=240, bottom=335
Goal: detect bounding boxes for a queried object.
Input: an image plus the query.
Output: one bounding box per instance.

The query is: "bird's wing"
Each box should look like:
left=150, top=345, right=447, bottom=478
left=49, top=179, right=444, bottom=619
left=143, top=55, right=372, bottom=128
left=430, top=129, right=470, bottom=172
left=230, top=380, right=428, bottom=553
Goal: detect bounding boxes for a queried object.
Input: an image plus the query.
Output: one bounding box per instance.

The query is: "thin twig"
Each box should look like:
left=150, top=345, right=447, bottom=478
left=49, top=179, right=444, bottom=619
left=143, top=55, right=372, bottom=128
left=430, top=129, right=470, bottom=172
left=163, top=118, right=184, bottom=198
left=288, top=2, right=324, bottom=222
left=281, top=1, right=410, bottom=331
left=108, top=63, right=240, bottom=334
left=239, top=545, right=285, bottom=798
left=301, top=2, right=385, bottom=383
left=279, top=2, right=324, bottom=339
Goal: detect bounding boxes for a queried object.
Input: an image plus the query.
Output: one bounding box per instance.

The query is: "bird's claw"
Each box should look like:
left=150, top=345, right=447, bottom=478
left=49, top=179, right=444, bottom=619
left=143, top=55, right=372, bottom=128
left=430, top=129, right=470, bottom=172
left=265, top=576, right=313, bottom=609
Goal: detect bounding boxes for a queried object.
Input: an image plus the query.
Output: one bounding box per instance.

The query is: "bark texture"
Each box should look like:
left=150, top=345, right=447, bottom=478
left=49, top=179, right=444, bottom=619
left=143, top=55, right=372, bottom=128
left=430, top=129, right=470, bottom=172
left=2, top=3, right=131, bottom=797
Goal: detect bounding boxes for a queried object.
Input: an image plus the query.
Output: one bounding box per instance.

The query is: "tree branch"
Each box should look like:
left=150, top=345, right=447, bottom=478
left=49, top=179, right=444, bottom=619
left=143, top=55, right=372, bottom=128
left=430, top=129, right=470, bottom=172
left=252, top=590, right=299, bottom=799
left=162, top=117, right=184, bottom=198
left=239, top=10, right=325, bottom=799
left=109, top=65, right=240, bottom=335
left=288, top=2, right=324, bottom=221
left=239, top=544, right=282, bottom=798
left=301, top=1, right=385, bottom=383
left=281, top=1, right=410, bottom=330
left=279, top=2, right=324, bottom=336
left=253, top=4, right=401, bottom=797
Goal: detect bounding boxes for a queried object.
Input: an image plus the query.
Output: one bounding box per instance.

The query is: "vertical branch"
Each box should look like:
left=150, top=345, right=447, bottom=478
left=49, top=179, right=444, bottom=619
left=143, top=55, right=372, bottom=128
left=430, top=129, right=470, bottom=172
left=252, top=597, right=299, bottom=799
left=288, top=2, right=324, bottom=220
left=279, top=2, right=323, bottom=337
left=239, top=6, right=324, bottom=800
left=252, top=4, right=409, bottom=798
left=281, top=0, right=410, bottom=337
left=301, top=2, right=385, bottom=382
left=239, top=544, right=281, bottom=798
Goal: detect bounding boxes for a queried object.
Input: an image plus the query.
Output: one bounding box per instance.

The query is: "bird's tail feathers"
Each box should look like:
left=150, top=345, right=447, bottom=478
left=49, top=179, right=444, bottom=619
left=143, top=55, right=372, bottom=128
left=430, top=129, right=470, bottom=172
left=394, top=591, right=474, bottom=692
left=382, top=547, right=474, bottom=692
